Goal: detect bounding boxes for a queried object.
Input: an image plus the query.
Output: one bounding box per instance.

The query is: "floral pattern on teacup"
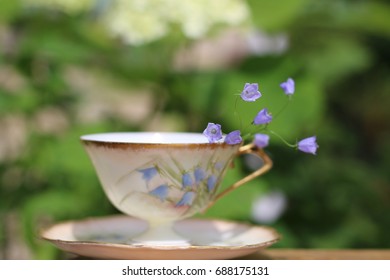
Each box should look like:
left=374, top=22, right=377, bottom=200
left=118, top=155, right=227, bottom=216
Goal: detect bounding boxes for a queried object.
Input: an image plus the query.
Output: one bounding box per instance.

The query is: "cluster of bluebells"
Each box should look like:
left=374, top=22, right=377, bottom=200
left=203, top=78, right=319, bottom=155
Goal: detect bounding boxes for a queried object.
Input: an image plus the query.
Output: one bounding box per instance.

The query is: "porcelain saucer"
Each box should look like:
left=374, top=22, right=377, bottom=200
left=41, top=215, right=280, bottom=260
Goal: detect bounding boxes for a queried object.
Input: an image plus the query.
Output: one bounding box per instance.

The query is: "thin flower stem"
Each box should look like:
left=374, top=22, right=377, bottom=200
left=243, top=122, right=256, bottom=135
left=242, top=124, right=267, bottom=142
left=266, top=129, right=297, bottom=148
left=242, top=133, right=252, bottom=141
left=273, top=97, right=292, bottom=120
left=234, top=95, right=243, bottom=131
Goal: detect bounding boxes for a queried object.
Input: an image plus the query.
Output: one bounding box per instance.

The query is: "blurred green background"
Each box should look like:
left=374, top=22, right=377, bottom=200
left=0, top=0, right=389, bottom=259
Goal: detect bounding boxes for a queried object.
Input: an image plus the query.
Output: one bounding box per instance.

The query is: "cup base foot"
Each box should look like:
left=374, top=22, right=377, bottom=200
left=131, top=220, right=190, bottom=246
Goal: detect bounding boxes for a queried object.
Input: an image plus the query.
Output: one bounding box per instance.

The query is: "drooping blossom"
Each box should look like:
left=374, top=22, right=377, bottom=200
left=280, top=78, right=295, bottom=95
left=253, top=108, right=272, bottom=125
left=224, top=130, right=242, bottom=145
left=182, top=172, right=193, bottom=188
left=203, top=123, right=222, bottom=143
left=194, top=167, right=206, bottom=184
left=297, top=136, right=318, bottom=155
left=176, top=191, right=196, bottom=207
left=254, top=133, right=270, bottom=148
left=207, top=175, right=217, bottom=192
left=138, top=167, right=158, bottom=182
left=241, top=83, right=261, bottom=102
left=149, top=184, right=169, bottom=201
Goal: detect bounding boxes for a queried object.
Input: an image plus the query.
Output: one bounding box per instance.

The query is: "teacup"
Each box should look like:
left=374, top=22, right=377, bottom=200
left=81, top=132, right=272, bottom=245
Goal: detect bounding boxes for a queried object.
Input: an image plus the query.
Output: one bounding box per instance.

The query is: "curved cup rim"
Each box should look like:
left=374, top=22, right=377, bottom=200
left=80, top=132, right=241, bottom=148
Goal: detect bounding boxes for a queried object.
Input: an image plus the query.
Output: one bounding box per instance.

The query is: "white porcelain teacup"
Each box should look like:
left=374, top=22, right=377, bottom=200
left=81, top=132, right=272, bottom=245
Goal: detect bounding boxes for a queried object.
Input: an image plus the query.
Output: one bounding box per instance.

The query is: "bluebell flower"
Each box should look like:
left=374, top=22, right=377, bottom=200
left=253, top=108, right=272, bottom=125
left=138, top=167, right=158, bottom=182
left=297, top=136, right=318, bottom=155
left=280, top=78, right=295, bottom=95
left=176, top=192, right=196, bottom=207
left=194, top=167, right=206, bottom=184
left=149, top=184, right=169, bottom=201
left=254, top=133, right=270, bottom=148
left=202, top=80, right=318, bottom=158
left=224, top=130, right=242, bottom=145
left=203, top=123, right=222, bottom=143
left=182, top=172, right=193, bottom=188
left=207, top=175, right=217, bottom=192
left=241, top=83, right=261, bottom=102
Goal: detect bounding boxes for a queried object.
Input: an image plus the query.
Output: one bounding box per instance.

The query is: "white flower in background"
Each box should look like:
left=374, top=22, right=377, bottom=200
left=102, top=0, right=169, bottom=45
left=165, top=0, right=250, bottom=39
left=22, top=0, right=250, bottom=45
left=103, top=0, right=249, bottom=44
left=252, top=191, right=287, bottom=224
left=22, top=0, right=93, bottom=14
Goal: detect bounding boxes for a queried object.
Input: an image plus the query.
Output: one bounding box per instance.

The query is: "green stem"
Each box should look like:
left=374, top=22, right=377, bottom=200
left=242, top=132, right=252, bottom=141
left=266, top=129, right=297, bottom=148
left=273, top=97, right=292, bottom=120
left=234, top=96, right=243, bottom=131
left=241, top=123, right=267, bottom=142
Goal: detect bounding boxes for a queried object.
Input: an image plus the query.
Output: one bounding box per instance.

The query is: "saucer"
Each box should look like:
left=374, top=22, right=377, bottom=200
left=41, top=215, right=280, bottom=260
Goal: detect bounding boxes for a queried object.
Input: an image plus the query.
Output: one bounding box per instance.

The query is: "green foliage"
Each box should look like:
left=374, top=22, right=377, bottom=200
left=247, top=0, right=309, bottom=31
left=0, top=0, right=20, bottom=22
left=0, top=0, right=389, bottom=259
left=200, top=159, right=270, bottom=221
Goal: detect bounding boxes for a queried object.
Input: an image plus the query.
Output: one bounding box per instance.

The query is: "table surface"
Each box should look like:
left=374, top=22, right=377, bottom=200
left=69, top=249, right=390, bottom=260
left=241, top=249, right=390, bottom=260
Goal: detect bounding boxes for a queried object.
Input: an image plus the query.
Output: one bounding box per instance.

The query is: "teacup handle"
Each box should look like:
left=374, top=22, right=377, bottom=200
left=205, top=143, right=273, bottom=211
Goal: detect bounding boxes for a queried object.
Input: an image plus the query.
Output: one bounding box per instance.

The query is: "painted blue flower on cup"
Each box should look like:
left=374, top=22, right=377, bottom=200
left=176, top=192, right=196, bottom=207
left=149, top=184, right=169, bottom=201
left=134, top=156, right=227, bottom=211
left=138, top=167, right=158, bottom=182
